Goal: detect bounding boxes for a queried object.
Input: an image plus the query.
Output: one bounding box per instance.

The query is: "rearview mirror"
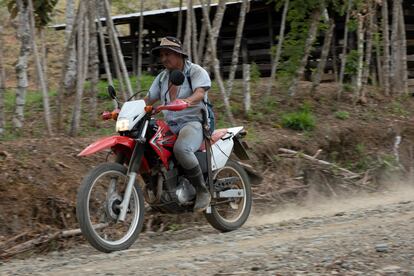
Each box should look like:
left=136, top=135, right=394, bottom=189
left=108, top=85, right=116, bottom=99
left=170, top=70, right=185, bottom=86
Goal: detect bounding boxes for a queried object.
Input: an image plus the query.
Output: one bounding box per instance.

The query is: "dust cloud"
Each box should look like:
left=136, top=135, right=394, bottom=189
left=247, top=181, right=414, bottom=227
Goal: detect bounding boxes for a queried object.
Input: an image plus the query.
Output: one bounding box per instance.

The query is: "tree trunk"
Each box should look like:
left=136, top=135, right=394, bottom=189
left=373, top=13, right=383, bottom=87
left=107, top=23, right=127, bottom=100
left=184, top=0, right=192, bottom=61
left=288, top=7, right=321, bottom=96
left=226, top=0, right=249, bottom=97
left=13, top=0, right=31, bottom=130
left=197, top=0, right=211, bottom=62
left=96, top=14, right=113, bottom=86
left=381, top=0, right=390, bottom=96
left=398, top=1, right=408, bottom=95
left=390, top=0, right=401, bottom=94
left=69, top=12, right=87, bottom=137
left=243, top=64, right=251, bottom=116
left=200, top=0, right=234, bottom=124
left=136, top=0, right=144, bottom=94
left=56, top=1, right=85, bottom=131
left=27, top=0, right=53, bottom=135
left=63, top=0, right=77, bottom=94
left=103, top=0, right=133, bottom=98
left=177, top=0, right=183, bottom=40
left=362, top=2, right=374, bottom=87
left=202, top=0, right=226, bottom=69
left=88, top=0, right=99, bottom=127
left=0, top=25, right=5, bottom=136
left=338, top=0, right=352, bottom=99
left=311, top=18, right=335, bottom=92
left=191, top=6, right=199, bottom=64
left=267, top=0, right=289, bottom=96
left=355, top=13, right=365, bottom=100
left=39, top=29, right=48, bottom=90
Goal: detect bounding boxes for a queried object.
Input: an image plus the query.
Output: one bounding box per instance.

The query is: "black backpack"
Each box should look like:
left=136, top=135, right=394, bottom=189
left=185, top=71, right=215, bottom=135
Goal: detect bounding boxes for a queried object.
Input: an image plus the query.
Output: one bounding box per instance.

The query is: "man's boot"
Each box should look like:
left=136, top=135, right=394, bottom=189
left=184, top=165, right=211, bottom=212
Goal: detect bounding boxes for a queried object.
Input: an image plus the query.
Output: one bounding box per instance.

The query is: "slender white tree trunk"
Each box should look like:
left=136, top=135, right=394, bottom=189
left=226, top=0, right=249, bottom=96
left=56, top=1, right=85, bottom=131
left=88, top=0, right=99, bottom=126
left=202, top=0, right=226, bottom=69
left=103, top=0, right=133, bottom=98
left=64, top=0, right=77, bottom=94
left=13, top=0, right=31, bottom=130
left=0, top=25, right=5, bottom=136
left=382, top=0, right=390, bottom=96
left=362, top=3, right=376, bottom=86
left=267, top=0, right=289, bottom=96
left=338, top=0, right=352, bottom=99
left=312, top=18, right=334, bottom=92
left=356, top=13, right=365, bottom=100
left=184, top=0, right=192, bottom=60
left=243, top=64, right=251, bottom=116
left=197, top=0, right=211, bottom=61
left=191, top=6, right=199, bottom=64
left=288, top=7, right=321, bottom=96
left=69, top=13, right=87, bottom=137
left=39, top=29, right=48, bottom=90
left=136, top=0, right=144, bottom=94
left=177, top=0, right=183, bottom=40
left=107, top=23, right=127, bottom=100
left=96, top=14, right=113, bottom=86
left=362, top=2, right=375, bottom=87
left=200, top=0, right=234, bottom=124
left=28, top=0, right=53, bottom=134
left=398, top=1, right=408, bottom=95
left=390, top=0, right=401, bottom=94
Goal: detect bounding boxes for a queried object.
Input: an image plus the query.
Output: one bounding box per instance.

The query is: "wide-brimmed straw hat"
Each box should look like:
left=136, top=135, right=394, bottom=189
left=151, top=36, right=188, bottom=58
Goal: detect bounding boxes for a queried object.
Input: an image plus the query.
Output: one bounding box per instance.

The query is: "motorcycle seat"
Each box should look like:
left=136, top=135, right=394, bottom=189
left=198, top=128, right=228, bottom=151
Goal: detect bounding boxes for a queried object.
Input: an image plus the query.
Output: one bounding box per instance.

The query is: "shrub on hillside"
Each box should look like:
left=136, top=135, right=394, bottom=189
left=281, top=109, right=316, bottom=131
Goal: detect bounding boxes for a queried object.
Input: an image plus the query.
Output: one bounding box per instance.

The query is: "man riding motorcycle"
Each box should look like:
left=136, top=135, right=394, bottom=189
left=144, top=36, right=211, bottom=212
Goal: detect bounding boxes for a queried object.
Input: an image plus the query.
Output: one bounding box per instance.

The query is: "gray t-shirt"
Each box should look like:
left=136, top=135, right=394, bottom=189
left=147, top=60, right=211, bottom=133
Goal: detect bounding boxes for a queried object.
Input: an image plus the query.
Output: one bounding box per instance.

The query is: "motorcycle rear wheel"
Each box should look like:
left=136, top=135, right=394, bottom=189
left=76, top=162, right=145, bottom=253
left=205, top=160, right=252, bottom=232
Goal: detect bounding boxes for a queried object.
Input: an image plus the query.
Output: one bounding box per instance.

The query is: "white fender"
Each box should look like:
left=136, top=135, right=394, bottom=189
left=211, top=126, right=244, bottom=170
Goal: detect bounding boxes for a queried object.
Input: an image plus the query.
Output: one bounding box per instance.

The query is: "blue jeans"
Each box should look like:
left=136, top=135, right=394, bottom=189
left=173, top=121, right=203, bottom=170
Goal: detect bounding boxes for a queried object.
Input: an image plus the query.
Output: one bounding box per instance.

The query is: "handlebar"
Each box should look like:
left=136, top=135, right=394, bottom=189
left=153, top=99, right=189, bottom=113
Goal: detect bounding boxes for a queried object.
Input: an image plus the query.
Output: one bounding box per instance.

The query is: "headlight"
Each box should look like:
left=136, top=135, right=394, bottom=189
left=116, top=119, right=130, bottom=132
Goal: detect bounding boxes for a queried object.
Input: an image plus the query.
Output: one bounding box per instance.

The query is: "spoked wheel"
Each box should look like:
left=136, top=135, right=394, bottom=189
left=76, top=163, right=145, bottom=253
left=205, top=160, right=252, bottom=232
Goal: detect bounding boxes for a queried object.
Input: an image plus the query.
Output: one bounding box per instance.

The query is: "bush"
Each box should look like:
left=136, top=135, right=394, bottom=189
left=335, top=111, right=350, bottom=120
left=281, top=109, right=316, bottom=131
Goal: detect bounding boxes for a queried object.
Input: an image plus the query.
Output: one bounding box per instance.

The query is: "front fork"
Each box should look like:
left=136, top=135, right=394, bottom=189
left=118, top=120, right=148, bottom=222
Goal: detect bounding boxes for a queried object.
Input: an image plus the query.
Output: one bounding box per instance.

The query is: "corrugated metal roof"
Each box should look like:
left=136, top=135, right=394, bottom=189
left=51, top=1, right=243, bottom=30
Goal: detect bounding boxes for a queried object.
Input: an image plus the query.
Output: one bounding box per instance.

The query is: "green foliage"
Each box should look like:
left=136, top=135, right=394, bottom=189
left=7, top=0, right=58, bottom=28
left=281, top=105, right=316, bottom=131
left=344, top=50, right=360, bottom=75
left=346, top=18, right=358, bottom=32
left=334, top=111, right=350, bottom=120
left=342, top=83, right=354, bottom=92
left=275, top=0, right=322, bottom=79
left=390, top=101, right=409, bottom=117
left=250, top=62, right=261, bottom=84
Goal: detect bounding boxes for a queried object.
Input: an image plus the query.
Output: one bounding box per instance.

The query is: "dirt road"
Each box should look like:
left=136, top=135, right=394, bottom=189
left=1, top=186, right=414, bottom=275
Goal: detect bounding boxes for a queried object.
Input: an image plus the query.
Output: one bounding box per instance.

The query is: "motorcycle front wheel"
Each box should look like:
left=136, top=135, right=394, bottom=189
left=205, top=160, right=252, bottom=232
left=76, top=162, right=145, bottom=253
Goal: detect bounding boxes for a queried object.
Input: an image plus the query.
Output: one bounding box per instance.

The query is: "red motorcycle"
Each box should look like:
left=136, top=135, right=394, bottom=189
left=76, top=71, right=258, bottom=252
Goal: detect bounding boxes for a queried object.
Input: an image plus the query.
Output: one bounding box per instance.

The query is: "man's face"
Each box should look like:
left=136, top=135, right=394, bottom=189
left=159, top=49, right=183, bottom=70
